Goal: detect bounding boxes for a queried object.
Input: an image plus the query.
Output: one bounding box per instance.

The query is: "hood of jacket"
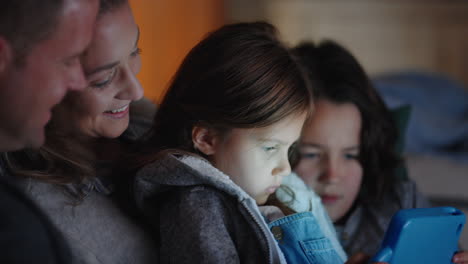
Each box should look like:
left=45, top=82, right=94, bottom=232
left=134, top=150, right=287, bottom=264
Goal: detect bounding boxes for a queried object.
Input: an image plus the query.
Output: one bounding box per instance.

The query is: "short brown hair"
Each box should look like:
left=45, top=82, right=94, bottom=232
left=0, top=0, right=64, bottom=64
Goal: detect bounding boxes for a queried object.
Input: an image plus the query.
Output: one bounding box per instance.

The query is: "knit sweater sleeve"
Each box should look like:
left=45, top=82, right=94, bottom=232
left=396, top=179, right=432, bottom=209
left=159, top=185, right=241, bottom=264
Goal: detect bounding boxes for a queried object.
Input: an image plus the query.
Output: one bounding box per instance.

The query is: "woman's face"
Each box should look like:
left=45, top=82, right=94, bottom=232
left=295, top=100, right=363, bottom=222
left=54, top=3, right=143, bottom=139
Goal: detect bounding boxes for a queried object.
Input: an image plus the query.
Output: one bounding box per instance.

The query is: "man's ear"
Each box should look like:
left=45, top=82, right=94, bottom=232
left=192, top=126, right=219, bottom=156
left=0, top=37, right=13, bottom=74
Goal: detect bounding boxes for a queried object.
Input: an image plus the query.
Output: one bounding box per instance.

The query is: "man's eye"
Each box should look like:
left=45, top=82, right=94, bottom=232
left=64, top=57, right=79, bottom=67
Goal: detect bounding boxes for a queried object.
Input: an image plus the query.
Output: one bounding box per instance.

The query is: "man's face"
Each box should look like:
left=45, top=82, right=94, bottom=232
left=0, top=0, right=98, bottom=150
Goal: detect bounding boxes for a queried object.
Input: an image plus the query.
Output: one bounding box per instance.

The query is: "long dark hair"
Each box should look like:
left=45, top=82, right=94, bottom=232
left=137, top=22, right=313, bottom=162
left=292, top=40, right=401, bottom=202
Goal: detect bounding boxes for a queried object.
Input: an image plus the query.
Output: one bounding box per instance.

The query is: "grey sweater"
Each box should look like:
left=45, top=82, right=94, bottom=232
left=5, top=98, right=159, bottom=264
left=19, top=179, right=159, bottom=264
left=134, top=152, right=287, bottom=264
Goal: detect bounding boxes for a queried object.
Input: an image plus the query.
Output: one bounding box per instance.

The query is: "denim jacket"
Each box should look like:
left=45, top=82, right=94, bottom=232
left=268, top=212, right=344, bottom=264
left=272, top=172, right=347, bottom=263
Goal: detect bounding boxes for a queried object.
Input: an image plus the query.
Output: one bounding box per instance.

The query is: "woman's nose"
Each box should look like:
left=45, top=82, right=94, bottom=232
left=116, top=65, right=144, bottom=101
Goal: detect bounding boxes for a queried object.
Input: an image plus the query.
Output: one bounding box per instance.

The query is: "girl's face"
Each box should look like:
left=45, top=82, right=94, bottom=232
left=54, top=3, right=143, bottom=139
left=295, top=100, right=363, bottom=222
left=211, top=112, right=307, bottom=205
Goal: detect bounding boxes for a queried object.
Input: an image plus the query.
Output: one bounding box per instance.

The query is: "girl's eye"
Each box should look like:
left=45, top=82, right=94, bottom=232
left=345, top=153, right=359, bottom=160
left=90, top=68, right=117, bottom=89
left=301, top=152, right=320, bottom=159
left=131, top=47, right=142, bottom=57
left=263, top=145, right=278, bottom=152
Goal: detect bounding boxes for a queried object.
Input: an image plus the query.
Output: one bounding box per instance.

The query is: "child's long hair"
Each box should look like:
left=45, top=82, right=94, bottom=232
left=137, top=22, right=313, bottom=161
left=292, top=41, right=401, bottom=203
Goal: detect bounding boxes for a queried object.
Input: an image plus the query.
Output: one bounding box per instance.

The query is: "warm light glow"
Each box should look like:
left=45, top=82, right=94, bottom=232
left=129, top=0, right=225, bottom=103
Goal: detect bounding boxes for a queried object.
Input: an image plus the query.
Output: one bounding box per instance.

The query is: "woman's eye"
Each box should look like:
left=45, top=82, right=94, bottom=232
left=90, top=68, right=117, bottom=88
left=131, top=47, right=142, bottom=57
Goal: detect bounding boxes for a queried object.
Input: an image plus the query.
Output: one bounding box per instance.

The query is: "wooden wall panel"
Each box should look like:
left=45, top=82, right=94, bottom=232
left=226, top=0, right=468, bottom=88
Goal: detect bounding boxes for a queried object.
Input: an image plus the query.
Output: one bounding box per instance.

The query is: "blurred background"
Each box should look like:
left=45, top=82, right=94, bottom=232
left=129, top=0, right=468, bottom=248
left=130, top=0, right=468, bottom=102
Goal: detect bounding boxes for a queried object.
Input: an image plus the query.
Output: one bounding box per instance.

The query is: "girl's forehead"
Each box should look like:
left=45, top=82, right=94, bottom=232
left=301, top=101, right=361, bottom=146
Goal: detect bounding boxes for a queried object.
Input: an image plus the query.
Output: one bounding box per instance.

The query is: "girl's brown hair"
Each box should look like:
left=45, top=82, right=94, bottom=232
left=292, top=40, right=401, bottom=203
left=139, top=22, right=313, bottom=160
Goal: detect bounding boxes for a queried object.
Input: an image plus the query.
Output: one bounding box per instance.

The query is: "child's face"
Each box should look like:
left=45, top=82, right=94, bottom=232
left=295, top=100, right=363, bottom=222
left=211, top=112, right=307, bottom=205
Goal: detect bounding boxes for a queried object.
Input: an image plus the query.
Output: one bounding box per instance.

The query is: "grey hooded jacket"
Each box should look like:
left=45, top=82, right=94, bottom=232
left=134, top=152, right=287, bottom=264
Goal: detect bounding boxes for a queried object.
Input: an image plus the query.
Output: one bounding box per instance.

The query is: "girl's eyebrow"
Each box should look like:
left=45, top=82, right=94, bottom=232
left=343, top=146, right=359, bottom=152
left=258, top=138, right=291, bottom=146
left=299, top=142, right=321, bottom=148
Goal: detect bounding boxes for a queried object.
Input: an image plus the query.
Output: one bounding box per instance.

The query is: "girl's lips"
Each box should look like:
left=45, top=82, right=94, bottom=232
left=320, top=194, right=340, bottom=204
left=103, top=104, right=129, bottom=119
left=266, top=185, right=280, bottom=194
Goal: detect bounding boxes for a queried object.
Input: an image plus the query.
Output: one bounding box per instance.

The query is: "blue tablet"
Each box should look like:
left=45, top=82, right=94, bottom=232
left=371, top=207, right=465, bottom=264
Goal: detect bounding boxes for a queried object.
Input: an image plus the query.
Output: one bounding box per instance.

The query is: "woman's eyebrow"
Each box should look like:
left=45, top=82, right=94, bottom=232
left=85, top=61, right=120, bottom=77
left=134, top=26, right=140, bottom=48
left=86, top=27, right=140, bottom=77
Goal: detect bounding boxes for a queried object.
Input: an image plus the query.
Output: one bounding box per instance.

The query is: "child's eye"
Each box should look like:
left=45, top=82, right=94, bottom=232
left=301, top=152, right=320, bottom=159
left=263, top=145, right=278, bottom=152
left=345, top=153, right=359, bottom=160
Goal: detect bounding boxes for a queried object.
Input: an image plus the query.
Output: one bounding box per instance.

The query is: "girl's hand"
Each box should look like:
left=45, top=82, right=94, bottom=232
left=453, top=251, right=468, bottom=264
left=345, top=252, right=368, bottom=264
left=345, top=252, right=388, bottom=264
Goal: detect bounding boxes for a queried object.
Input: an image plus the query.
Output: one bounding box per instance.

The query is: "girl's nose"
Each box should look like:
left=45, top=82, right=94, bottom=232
left=272, top=158, right=292, bottom=178
left=318, top=160, right=341, bottom=184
